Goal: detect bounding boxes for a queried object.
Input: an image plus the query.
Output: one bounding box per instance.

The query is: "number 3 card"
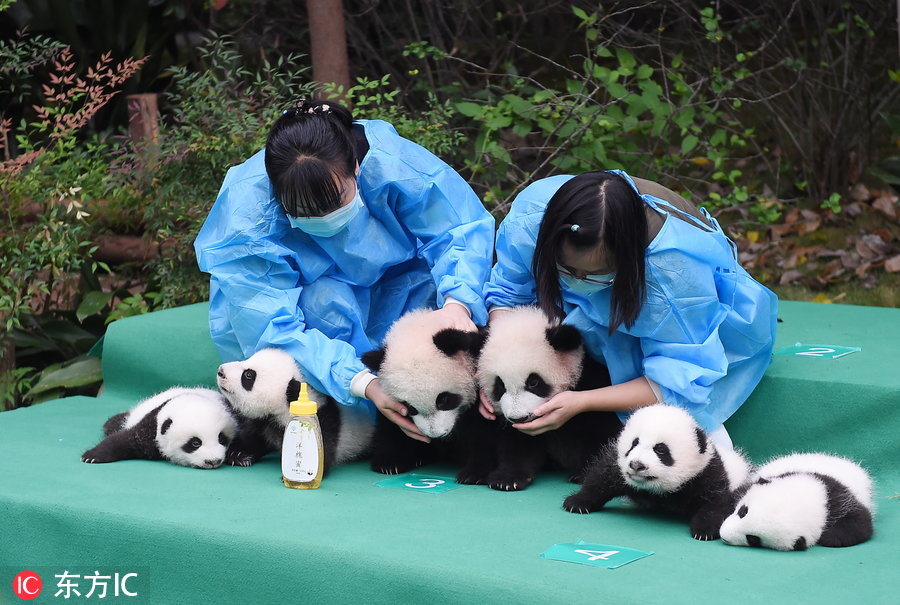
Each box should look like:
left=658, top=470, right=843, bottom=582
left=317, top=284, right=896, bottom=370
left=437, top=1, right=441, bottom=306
left=374, top=473, right=463, bottom=494
left=540, top=540, right=654, bottom=569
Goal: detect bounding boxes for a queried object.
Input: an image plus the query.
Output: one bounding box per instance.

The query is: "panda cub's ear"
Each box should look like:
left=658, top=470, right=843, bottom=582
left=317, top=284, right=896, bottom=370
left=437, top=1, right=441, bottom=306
left=694, top=427, right=708, bottom=454
left=286, top=378, right=301, bottom=404
left=433, top=328, right=483, bottom=357
left=361, top=349, right=387, bottom=372
left=545, top=324, right=583, bottom=352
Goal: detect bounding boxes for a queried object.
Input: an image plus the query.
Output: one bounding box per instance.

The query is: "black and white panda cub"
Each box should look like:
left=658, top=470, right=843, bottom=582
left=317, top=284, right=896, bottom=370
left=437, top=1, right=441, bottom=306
left=216, top=348, right=374, bottom=474
left=564, top=404, right=751, bottom=541
left=361, top=308, right=494, bottom=482
left=476, top=306, right=620, bottom=491
left=81, top=387, right=238, bottom=469
left=720, top=453, right=874, bottom=550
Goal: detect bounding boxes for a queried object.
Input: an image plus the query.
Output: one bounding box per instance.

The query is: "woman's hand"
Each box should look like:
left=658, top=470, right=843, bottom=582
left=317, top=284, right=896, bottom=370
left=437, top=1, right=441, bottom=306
left=365, top=378, right=431, bottom=443
left=478, top=388, right=497, bottom=421
left=512, top=390, right=587, bottom=436
left=429, top=303, right=477, bottom=333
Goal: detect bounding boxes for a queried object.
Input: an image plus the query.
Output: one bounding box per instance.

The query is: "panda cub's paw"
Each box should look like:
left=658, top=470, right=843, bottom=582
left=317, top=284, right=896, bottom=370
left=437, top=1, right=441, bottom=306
left=226, top=450, right=258, bottom=467
left=690, top=516, right=723, bottom=541
left=455, top=465, right=490, bottom=485
left=563, top=492, right=602, bottom=514
left=487, top=470, right=534, bottom=492
left=370, top=454, right=426, bottom=475
left=81, top=446, right=113, bottom=464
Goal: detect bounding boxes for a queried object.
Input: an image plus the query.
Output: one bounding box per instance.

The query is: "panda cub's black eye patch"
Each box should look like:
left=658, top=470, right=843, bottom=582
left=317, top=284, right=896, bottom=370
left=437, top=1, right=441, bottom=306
left=241, top=369, right=257, bottom=391
left=218, top=432, right=230, bottom=446
left=524, top=373, right=550, bottom=397
left=493, top=376, right=506, bottom=402
left=737, top=505, right=748, bottom=519
left=653, top=443, right=674, bottom=466
left=436, top=391, right=461, bottom=411
left=182, top=437, right=203, bottom=453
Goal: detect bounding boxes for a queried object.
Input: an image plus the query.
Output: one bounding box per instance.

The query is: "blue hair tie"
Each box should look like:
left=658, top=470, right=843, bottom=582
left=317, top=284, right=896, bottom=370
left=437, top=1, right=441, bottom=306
left=571, top=224, right=580, bottom=232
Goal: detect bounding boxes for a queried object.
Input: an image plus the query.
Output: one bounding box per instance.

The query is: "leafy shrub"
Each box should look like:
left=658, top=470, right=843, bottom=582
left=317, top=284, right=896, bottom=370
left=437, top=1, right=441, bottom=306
left=106, top=34, right=316, bottom=309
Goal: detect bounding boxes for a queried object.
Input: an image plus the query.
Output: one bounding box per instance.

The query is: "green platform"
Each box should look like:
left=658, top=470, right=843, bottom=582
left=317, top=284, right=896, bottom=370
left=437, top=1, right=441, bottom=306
left=0, top=301, right=898, bottom=604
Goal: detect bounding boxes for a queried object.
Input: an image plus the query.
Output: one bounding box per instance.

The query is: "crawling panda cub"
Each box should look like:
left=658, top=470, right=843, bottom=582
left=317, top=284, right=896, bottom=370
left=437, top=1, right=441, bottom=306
left=217, top=348, right=374, bottom=474
left=81, top=387, right=237, bottom=469
left=720, top=452, right=875, bottom=551
left=564, top=404, right=751, bottom=540
left=361, top=308, right=493, bottom=481
left=476, top=306, right=620, bottom=491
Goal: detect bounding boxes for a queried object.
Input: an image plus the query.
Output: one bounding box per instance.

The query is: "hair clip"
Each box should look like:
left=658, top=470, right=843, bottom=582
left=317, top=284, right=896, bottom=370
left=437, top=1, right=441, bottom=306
left=571, top=224, right=580, bottom=232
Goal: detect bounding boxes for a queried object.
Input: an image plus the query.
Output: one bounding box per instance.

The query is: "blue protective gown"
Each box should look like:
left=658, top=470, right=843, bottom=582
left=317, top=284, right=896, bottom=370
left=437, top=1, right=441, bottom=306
left=194, top=120, right=494, bottom=408
left=484, top=172, right=778, bottom=431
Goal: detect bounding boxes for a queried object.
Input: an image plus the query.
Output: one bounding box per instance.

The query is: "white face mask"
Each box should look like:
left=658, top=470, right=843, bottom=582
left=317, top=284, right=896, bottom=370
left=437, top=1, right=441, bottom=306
left=557, top=264, right=615, bottom=293
left=288, top=191, right=363, bottom=237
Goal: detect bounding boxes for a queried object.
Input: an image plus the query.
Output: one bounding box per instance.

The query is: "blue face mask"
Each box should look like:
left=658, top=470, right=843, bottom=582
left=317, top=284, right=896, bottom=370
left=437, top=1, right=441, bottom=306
left=557, top=264, right=615, bottom=293
left=288, top=191, right=363, bottom=237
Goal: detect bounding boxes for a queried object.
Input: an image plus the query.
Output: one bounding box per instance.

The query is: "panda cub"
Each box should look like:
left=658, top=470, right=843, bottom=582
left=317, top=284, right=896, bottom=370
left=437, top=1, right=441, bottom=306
left=361, top=308, right=493, bottom=481
left=216, top=348, right=374, bottom=474
left=82, top=387, right=237, bottom=469
left=564, top=404, right=751, bottom=541
left=720, top=453, right=874, bottom=551
left=476, top=306, right=620, bottom=491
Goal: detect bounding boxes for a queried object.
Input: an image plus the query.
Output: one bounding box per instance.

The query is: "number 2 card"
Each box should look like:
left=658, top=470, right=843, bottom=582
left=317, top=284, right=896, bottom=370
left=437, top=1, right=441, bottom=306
left=773, top=343, right=861, bottom=359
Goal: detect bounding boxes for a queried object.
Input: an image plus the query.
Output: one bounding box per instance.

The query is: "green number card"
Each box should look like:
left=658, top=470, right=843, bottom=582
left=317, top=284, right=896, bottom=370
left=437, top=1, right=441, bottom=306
left=374, top=473, right=462, bottom=494
left=540, top=540, right=654, bottom=569
left=773, top=343, right=861, bottom=359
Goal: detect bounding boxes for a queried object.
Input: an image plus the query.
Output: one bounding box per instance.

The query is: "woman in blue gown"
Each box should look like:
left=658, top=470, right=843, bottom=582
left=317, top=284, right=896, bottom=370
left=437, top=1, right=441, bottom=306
left=483, top=170, right=777, bottom=446
left=194, top=100, right=494, bottom=440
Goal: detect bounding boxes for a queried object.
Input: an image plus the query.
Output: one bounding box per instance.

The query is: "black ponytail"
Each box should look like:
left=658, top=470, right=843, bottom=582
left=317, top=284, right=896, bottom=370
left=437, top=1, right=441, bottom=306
left=265, top=98, right=357, bottom=217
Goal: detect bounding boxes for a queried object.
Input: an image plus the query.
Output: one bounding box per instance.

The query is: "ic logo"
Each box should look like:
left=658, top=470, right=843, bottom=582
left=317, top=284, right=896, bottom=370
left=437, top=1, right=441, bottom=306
left=13, top=570, right=42, bottom=600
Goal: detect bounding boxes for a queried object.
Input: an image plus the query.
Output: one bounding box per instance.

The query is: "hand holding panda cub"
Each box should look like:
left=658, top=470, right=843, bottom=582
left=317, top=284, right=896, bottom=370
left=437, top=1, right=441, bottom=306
left=720, top=452, right=874, bottom=550
left=81, top=387, right=238, bottom=469
left=476, top=306, right=620, bottom=491
left=361, top=308, right=495, bottom=481
left=564, top=404, right=751, bottom=541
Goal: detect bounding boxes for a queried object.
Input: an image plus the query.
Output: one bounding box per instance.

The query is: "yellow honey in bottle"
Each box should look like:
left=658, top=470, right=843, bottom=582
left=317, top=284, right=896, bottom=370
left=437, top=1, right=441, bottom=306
left=281, top=383, right=324, bottom=489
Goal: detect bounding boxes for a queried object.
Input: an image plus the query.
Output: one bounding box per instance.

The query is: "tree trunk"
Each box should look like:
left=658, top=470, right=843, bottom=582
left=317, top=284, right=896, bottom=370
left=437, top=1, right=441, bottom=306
left=126, top=93, right=160, bottom=144
left=0, top=333, right=15, bottom=411
left=306, top=0, right=351, bottom=100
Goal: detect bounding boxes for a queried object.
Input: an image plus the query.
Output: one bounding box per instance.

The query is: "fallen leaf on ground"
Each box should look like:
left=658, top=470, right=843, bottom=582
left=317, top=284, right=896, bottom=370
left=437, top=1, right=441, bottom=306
left=886, top=255, right=900, bottom=273
left=872, top=196, right=897, bottom=220
left=855, top=234, right=889, bottom=260
left=779, top=270, right=804, bottom=285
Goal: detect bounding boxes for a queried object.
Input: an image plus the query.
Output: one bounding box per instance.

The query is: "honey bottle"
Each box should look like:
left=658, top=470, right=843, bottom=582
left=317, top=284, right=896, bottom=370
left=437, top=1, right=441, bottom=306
left=281, top=383, right=324, bottom=489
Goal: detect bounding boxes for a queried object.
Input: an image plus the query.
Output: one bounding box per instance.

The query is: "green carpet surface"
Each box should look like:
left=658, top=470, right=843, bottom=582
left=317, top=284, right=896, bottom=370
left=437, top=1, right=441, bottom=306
left=0, top=301, right=897, bottom=604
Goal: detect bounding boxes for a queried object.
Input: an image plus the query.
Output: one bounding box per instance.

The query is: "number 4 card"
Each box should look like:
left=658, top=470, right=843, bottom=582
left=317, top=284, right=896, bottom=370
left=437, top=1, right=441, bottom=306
left=540, top=540, right=654, bottom=569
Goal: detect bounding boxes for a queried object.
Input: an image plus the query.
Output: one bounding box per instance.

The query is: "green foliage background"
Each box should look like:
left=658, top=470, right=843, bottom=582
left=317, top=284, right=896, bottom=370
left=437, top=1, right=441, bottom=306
left=1, top=0, right=898, bottom=408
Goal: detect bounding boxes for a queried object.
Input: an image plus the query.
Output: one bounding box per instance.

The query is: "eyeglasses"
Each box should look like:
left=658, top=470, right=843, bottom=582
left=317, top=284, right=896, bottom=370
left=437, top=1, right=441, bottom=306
left=556, top=264, right=615, bottom=285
